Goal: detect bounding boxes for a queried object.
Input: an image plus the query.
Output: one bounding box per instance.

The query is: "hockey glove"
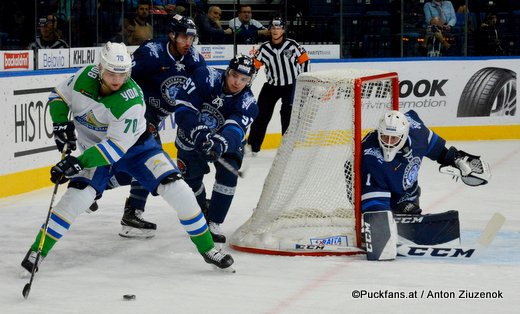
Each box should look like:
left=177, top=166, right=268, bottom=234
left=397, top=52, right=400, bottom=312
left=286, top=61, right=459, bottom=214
left=53, top=122, right=77, bottom=154
left=50, top=155, right=83, bottom=184
left=190, top=125, right=212, bottom=150
left=202, top=134, right=229, bottom=162
left=394, top=202, right=422, bottom=215
left=439, top=149, right=491, bottom=186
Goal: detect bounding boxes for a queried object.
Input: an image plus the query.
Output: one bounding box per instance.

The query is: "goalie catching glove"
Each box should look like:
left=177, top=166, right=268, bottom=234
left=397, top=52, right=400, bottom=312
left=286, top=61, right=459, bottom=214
left=439, top=147, right=491, bottom=186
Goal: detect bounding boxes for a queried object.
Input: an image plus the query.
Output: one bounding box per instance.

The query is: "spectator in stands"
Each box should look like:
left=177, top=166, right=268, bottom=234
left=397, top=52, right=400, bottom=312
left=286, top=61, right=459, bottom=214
left=247, top=17, right=310, bottom=155
left=124, top=0, right=153, bottom=45
left=228, top=4, right=270, bottom=44
left=423, top=0, right=457, bottom=54
left=478, top=12, right=505, bottom=56
left=27, top=14, right=68, bottom=50
left=197, top=5, right=232, bottom=44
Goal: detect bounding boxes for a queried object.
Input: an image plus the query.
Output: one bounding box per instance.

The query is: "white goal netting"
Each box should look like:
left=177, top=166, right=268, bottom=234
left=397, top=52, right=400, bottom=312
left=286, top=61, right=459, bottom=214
left=231, top=69, right=398, bottom=255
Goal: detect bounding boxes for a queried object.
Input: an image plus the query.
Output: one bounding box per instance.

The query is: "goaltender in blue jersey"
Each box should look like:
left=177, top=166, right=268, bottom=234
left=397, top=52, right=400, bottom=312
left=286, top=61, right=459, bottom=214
left=174, top=55, right=258, bottom=244
left=360, top=110, right=491, bottom=261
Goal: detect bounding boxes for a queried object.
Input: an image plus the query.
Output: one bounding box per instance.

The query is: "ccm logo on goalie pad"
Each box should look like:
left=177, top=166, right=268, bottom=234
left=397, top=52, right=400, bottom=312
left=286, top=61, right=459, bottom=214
left=394, top=216, right=424, bottom=223
left=399, top=246, right=475, bottom=258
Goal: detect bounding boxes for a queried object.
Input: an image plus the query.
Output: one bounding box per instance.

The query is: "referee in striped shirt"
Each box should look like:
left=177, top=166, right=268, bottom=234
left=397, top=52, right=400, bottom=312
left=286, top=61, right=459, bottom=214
left=247, top=17, right=310, bottom=154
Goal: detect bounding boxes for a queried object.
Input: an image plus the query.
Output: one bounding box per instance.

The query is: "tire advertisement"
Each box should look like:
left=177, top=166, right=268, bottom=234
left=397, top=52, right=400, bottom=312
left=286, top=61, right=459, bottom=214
left=318, top=59, right=519, bottom=127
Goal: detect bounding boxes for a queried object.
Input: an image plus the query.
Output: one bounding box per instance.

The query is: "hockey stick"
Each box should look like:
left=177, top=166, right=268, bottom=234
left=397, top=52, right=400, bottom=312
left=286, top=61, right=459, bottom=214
left=23, top=149, right=68, bottom=299
left=216, top=157, right=244, bottom=178
left=397, top=212, right=506, bottom=259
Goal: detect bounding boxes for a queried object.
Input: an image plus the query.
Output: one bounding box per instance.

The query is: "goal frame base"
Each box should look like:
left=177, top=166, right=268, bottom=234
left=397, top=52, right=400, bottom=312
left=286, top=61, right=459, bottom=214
left=230, top=244, right=366, bottom=257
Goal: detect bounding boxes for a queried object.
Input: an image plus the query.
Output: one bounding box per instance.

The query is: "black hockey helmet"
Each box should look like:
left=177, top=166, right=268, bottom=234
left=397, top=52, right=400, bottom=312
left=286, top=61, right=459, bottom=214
left=228, top=54, right=256, bottom=77
left=169, top=14, right=197, bottom=37
left=269, top=17, right=285, bottom=29
left=227, top=54, right=257, bottom=87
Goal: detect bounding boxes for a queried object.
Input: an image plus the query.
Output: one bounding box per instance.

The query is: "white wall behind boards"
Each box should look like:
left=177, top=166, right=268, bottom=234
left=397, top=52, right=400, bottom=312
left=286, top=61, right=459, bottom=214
left=1, top=58, right=518, bottom=177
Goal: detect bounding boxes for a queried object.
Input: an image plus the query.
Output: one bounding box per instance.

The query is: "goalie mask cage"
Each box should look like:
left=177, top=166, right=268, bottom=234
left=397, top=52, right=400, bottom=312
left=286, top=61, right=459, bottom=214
left=230, top=69, right=399, bottom=256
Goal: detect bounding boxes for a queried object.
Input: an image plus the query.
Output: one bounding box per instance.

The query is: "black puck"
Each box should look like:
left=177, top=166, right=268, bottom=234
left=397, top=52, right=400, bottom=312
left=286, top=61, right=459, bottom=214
left=123, top=294, right=136, bottom=301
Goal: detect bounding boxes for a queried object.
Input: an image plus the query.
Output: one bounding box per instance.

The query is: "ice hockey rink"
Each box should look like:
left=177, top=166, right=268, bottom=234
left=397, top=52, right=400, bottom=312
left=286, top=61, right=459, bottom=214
left=1, top=140, right=519, bottom=314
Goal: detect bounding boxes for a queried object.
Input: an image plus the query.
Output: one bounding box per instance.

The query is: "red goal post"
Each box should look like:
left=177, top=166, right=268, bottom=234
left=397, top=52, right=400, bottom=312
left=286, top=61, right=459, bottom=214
left=231, top=70, right=399, bottom=256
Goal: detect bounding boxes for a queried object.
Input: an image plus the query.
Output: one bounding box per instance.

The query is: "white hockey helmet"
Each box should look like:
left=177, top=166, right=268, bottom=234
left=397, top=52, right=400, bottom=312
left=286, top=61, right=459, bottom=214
left=99, top=41, right=132, bottom=81
left=377, top=110, right=409, bottom=162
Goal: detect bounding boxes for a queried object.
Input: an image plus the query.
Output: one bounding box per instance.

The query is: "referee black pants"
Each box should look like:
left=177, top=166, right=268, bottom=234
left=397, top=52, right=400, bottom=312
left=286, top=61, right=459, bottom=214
left=248, top=83, right=294, bottom=152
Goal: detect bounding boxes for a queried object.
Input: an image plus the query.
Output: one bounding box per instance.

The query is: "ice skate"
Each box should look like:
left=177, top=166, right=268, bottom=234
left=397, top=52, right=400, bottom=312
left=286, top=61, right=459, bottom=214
left=209, top=221, right=226, bottom=244
left=85, top=201, right=99, bottom=214
left=202, top=247, right=235, bottom=272
left=20, top=249, right=43, bottom=278
left=119, top=201, right=157, bottom=238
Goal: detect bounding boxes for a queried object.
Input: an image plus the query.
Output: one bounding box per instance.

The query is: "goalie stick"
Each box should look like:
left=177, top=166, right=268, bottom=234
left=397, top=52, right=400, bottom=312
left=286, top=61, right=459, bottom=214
left=397, top=212, right=506, bottom=259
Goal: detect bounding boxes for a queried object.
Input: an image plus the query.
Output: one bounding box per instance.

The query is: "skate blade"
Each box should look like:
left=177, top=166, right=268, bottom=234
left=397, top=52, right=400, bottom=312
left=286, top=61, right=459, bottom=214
left=210, top=264, right=236, bottom=273
left=119, top=226, right=156, bottom=239
left=19, top=268, right=31, bottom=279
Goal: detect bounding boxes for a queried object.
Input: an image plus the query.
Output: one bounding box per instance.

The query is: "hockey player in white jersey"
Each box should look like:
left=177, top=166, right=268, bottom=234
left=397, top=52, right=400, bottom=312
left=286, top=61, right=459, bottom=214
left=21, top=42, right=234, bottom=274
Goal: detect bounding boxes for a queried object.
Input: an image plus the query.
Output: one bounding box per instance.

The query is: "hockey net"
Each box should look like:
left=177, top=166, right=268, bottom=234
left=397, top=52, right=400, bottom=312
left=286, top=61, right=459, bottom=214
left=230, top=69, right=399, bottom=256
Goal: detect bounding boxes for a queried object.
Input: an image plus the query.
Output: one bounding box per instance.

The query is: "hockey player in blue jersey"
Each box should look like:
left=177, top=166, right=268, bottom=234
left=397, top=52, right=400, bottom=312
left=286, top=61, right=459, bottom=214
left=361, top=110, right=491, bottom=261
left=174, top=55, right=259, bottom=243
left=117, top=14, right=207, bottom=238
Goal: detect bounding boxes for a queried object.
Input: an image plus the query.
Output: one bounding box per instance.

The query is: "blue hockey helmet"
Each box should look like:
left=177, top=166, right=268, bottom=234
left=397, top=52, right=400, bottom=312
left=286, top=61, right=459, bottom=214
left=169, top=14, right=197, bottom=37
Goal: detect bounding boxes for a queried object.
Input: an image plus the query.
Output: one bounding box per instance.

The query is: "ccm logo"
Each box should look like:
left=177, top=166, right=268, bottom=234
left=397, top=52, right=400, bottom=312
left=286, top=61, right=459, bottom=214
left=406, top=246, right=475, bottom=258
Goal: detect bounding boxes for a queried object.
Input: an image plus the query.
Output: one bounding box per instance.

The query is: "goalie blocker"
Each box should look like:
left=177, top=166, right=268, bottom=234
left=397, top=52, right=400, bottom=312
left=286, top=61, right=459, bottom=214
left=364, top=210, right=461, bottom=260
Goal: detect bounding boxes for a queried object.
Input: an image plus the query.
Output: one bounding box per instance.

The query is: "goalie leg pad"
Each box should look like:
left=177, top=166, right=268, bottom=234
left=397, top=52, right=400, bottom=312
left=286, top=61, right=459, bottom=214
left=363, top=211, right=397, bottom=261
left=394, top=210, right=460, bottom=245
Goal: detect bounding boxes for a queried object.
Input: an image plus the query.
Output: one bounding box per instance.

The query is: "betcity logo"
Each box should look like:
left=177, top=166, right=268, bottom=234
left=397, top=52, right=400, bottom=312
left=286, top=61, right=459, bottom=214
left=4, top=52, right=30, bottom=69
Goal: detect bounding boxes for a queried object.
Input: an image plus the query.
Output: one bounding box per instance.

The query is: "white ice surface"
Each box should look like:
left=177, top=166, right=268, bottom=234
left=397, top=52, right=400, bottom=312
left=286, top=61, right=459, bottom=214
left=1, top=140, right=519, bottom=314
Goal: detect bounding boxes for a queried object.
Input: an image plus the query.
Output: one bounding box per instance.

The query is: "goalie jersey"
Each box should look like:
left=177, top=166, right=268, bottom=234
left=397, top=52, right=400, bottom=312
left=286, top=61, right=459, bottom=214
left=131, top=39, right=206, bottom=127
left=174, top=66, right=258, bottom=154
left=361, top=110, right=447, bottom=213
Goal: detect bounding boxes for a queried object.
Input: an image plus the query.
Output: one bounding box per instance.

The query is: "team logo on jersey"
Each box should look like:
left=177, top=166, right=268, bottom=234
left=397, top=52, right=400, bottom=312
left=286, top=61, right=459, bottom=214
left=407, top=116, right=421, bottom=130
left=212, top=95, right=224, bottom=109
left=175, top=61, right=185, bottom=72
left=74, top=111, right=108, bottom=132
left=283, top=49, right=293, bottom=58
left=201, top=103, right=225, bottom=130
left=402, top=156, right=421, bottom=189
left=364, top=147, right=385, bottom=163
left=144, top=42, right=162, bottom=58
left=161, top=76, right=187, bottom=105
